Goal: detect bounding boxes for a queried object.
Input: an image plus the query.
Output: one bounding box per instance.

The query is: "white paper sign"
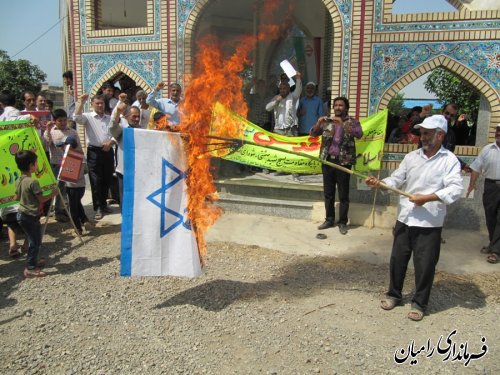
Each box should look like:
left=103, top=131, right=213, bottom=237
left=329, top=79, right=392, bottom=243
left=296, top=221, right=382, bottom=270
left=280, top=59, right=297, bottom=78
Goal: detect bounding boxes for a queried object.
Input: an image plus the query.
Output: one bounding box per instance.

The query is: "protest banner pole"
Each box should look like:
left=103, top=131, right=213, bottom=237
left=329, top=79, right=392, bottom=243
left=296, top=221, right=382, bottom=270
left=58, top=186, right=85, bottom=244
left=369, top=169, right=382, bottom=229
left=205, top=135, right=412, bottom=198
left=41, top=186, right=84, bottom=245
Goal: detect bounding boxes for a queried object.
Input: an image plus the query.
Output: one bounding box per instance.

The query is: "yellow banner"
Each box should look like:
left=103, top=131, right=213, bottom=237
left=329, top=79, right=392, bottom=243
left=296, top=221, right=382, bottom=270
left=355, top=109, right=388, bottom=171
left=0, top=120, right=57, bottom=208
left=211, top=102, right=322, bottom=173
left=210, top=103, right=387, bottom=173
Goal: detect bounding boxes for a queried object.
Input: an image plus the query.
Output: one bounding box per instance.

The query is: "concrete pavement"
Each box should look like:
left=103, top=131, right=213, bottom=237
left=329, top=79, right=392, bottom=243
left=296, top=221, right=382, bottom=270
left=82, top=186, right=497, bottom=276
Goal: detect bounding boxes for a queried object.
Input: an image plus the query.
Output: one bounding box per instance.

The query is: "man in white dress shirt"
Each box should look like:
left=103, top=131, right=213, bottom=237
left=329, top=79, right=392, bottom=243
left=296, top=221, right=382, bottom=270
left=108, top=94, right=143, bottom=210
left=366, top=115, right=463, bottom=321
left=0, top=91, right=30, bottom=121
left=467, top=124, right=500, bottom=264
left=21, top=91, right=37, bottom=111
left=73, top=94, right=115, bottom=220
left=265, top=72, right=302, bottom=136
left=131, top=90, right=150, bottom=129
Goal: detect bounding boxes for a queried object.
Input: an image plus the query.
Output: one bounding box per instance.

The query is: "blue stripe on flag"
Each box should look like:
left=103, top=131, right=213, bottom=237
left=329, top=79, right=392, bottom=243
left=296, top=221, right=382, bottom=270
left=120, top=128, right=135, bottom=276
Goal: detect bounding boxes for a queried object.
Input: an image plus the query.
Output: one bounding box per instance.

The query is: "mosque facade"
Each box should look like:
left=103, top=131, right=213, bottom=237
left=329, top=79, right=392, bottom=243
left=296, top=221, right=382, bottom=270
left=61, top=0, right=500, bottom=227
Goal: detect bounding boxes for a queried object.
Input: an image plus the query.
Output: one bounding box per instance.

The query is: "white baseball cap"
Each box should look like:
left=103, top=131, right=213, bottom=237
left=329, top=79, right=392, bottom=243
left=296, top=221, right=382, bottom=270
left=305, top=81, right=316, bottom=87
left=415, top=115, right=448, bottom=133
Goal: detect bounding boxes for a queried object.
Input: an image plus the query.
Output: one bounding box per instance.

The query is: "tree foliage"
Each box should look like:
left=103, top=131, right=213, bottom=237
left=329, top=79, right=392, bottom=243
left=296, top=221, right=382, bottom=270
left=0, top=50, right=47, bottom=108
left=424, top=68, right=480, bottom=120
left=387, top=92, right=405, bottom=116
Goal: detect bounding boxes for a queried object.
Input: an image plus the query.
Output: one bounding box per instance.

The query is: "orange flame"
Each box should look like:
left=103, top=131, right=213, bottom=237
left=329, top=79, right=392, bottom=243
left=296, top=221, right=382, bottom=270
left=177, top=0, right=295, bottom=263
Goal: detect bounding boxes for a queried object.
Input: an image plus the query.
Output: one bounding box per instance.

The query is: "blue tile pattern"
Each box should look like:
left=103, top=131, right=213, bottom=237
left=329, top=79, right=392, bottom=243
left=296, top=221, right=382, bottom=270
left=369, top=42, right=500, bottom=114
left=81, top=52, right=161, bottom=94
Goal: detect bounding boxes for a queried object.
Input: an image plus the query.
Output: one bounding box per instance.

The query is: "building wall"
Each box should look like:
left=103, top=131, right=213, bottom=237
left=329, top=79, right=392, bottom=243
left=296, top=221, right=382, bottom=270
left=63, top=0, right=500, bottom=228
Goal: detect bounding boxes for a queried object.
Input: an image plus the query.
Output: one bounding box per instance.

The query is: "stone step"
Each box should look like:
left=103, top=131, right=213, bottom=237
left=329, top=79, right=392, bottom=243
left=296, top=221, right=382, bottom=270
left=215, top=175, right=324, bottom=202
left=216, top=192, right=397, bottom=229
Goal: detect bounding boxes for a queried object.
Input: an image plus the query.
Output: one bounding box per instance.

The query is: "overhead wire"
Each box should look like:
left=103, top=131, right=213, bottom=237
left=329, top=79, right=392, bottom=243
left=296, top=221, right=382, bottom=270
left=12, top=15, right=68, bottom=58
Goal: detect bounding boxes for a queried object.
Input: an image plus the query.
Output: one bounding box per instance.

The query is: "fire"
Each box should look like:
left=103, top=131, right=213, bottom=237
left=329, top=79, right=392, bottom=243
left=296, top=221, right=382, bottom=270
left=176, top=0, right=294, bottom=263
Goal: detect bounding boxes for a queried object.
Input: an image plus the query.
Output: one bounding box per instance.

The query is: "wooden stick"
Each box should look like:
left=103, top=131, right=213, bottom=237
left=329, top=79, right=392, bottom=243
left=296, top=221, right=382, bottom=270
left=205, top=136, right=412, bottom=198
left=58, top=185, right=85, bottom=245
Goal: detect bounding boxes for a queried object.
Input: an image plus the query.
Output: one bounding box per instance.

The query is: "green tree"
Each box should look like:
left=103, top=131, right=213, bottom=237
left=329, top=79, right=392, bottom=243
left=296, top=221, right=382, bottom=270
left=387, top=92, right=405, bottom=116
left=424, top=68, right=480, bottom=120
left=0, top=50, right=46, bottom=108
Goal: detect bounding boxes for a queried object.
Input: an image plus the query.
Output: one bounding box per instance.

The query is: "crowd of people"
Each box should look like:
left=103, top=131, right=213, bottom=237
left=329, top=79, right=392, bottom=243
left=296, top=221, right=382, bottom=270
left=0, top=71, right=184, bottom=278
left=0, top=70, right=498, bottom=325
left=386, top=104, right=477, bottom=147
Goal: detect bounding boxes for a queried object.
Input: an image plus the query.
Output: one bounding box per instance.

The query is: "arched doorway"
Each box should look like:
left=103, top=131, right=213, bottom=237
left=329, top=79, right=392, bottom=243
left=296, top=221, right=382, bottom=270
left=183, top=0, right=344, bottom=98
left=378, top=56, right=500, bottom=146
left=89, top=63, right=152, bottom=100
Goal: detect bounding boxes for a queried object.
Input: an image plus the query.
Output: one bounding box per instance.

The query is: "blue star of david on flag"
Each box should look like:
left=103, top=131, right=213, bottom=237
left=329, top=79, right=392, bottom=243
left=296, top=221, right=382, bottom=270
left=146, top=158, right=191, bottom=237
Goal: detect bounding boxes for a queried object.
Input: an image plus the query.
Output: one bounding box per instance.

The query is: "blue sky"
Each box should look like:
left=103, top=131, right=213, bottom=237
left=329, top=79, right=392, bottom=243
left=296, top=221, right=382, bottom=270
left=0, top=0, right=455, bottom=94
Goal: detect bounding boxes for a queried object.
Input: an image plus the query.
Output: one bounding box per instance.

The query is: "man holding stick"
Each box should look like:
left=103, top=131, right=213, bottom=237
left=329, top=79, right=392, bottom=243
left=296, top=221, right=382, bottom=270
left=311, top=97, right=363, bottom=235
left=365, top=115, right=463, bottom=321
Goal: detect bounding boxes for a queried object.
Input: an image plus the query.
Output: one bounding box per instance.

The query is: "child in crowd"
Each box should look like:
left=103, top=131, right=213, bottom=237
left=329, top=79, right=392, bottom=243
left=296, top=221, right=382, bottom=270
left=15, top=150, right=57, bottom=278
left=44, top=109, right=79, bottom=223
left=64, top=139, right=92, bottom=236
left=0, top=204, right=28, bottom=258
left=46, top=109, right=92, bottom=235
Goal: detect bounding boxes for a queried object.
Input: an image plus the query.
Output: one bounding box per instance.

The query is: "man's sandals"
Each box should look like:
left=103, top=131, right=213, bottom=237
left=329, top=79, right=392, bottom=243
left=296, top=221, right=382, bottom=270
left=9, top=246, right=23, bottom=258
left=487, top=253, right=499, bottom=264
left=407, top=309, right=424, bottom=321
left=380, top=298, right=399, bottom=310
left=381, top=298, right=425, bottom=321
left=8, top=244, right=27, bottom=258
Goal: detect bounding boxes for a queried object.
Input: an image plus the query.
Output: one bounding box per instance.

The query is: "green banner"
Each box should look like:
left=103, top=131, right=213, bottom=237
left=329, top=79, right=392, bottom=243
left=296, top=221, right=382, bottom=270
left=212, top=102, right=322, bottom=173
left=211, top=103, right=387, bottom=174
left=355, top=109, right=388, bottom=171
left=0, top=120, right=57, bottom=208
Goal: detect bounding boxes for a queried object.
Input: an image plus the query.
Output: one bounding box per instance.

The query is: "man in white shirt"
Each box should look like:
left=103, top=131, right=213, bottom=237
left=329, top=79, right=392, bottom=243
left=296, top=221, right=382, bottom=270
left=21, top=91, right=37, bottom=111
left=73, top=94, right=115, bottom=220
left=131, top=90, right=150, bottom=129
left=366, top=115, right=463, bottom=321
left=0, top=91, right=30, bottom=121
left=265, top=72, right=302, bottom=136
left=467, top=124, right=500, bottom=264
left=36, top=94, right=47, bottom=111
left=108, top=94, right=143, bottom=210
left=146, top=82, right=182, bottom=126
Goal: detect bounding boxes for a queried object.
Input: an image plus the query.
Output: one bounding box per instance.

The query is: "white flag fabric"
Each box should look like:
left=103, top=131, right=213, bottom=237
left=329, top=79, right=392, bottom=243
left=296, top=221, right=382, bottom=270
left=121, top=128, right=202, bottom=277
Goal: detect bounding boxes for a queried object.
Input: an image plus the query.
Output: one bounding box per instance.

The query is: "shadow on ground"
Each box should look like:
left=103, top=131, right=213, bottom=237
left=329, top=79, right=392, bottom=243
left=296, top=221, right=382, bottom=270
left=0, top=221, right=120, bottom=311
left=156, top=256, right=489, bottom=313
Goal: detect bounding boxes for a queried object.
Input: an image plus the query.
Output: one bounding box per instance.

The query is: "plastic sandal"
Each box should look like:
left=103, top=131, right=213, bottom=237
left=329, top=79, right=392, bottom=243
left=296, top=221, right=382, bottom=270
left=487, top=253, right=499, bottom=264
left=23, top=267, right=47, bottom=278
left=8, top=246, right=23, bottom=258
left=408, top=309, right=424, bottom=321
left=380, top=298, right=399, bottom=310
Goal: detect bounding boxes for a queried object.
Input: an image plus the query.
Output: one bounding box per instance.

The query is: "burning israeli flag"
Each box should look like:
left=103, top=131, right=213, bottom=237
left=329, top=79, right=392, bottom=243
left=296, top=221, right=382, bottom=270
left=120, top=128, right=202, bottom=277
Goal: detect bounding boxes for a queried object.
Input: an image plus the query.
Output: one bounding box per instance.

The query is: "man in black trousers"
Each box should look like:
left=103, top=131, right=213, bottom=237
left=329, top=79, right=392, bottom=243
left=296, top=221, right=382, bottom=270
left=73, top=94, right=115, bottom=220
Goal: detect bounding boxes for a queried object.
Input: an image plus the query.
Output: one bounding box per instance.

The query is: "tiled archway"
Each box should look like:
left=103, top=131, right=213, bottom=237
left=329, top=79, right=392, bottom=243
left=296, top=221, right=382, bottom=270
left=89, top=62, right=152, bottom=97
left=377, top=55, right=500, bottom=142
left=181, top=0, right=345, bottom=95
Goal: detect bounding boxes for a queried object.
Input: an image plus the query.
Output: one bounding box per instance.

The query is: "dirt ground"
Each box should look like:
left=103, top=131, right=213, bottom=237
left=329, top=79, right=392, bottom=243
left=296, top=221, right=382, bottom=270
left=0, top=216, right=498, bottom=374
